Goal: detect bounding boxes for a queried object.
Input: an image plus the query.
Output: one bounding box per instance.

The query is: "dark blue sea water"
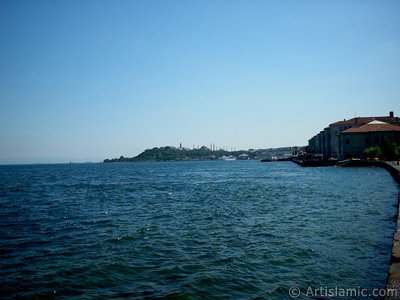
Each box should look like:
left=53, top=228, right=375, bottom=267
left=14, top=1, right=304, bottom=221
left=0, top=161, right=398, bottom=299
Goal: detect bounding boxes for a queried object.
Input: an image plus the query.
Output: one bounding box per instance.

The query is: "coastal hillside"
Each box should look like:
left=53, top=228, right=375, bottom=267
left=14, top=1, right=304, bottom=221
left=103, top=146, right=303, bottom=163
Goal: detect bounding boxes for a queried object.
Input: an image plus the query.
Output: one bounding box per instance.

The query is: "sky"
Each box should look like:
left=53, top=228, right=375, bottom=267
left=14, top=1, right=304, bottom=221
left=1, top=0, right=400, bottom=164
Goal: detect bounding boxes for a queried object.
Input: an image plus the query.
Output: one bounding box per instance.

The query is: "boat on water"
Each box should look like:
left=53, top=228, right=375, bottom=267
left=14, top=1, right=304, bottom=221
left=292, top=159, right=337, bottom=167
left=261, top=157, right=291, bottom=162
left=290, top=153, right=337, bottom=167
left=219, top=155, right=237, bottom=161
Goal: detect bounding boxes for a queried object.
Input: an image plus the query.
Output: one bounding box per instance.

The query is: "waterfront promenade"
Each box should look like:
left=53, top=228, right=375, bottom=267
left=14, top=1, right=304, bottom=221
left=387, top=161, right=400, bottom=174
left=386, top=161, right=400, bottom=299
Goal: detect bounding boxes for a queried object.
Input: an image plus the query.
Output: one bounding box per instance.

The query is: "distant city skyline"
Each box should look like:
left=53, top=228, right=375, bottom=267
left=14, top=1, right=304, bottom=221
left=1, top=1, right=400, bottom=164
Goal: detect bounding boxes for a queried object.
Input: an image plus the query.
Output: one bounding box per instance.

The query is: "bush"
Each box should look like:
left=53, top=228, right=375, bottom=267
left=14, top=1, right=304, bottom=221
left=363, top=146, right=382, bottom=159
left=381, top=138, right=399, bottom=160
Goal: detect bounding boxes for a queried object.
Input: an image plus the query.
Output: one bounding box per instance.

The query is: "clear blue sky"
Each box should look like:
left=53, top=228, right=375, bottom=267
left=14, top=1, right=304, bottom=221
left=1, top=0, right=399, bottom=164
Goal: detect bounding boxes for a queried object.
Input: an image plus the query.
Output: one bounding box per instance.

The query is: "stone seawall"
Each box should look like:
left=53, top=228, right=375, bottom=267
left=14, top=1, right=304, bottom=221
left=384, top=162, right=400, bottom=299
left=293, top=159, right=400, bottom=297
left=381, top=162, right=400, bottom=185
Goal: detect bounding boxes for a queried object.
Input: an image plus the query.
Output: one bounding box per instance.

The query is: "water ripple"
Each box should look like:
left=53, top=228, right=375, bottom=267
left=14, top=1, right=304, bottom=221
left=0, top=161, right=398, bottom=299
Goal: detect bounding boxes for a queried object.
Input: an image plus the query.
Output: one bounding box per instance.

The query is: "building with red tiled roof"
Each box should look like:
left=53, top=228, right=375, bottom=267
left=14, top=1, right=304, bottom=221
left=330, top=115, right=399, bottom=126
left=341, top=120, right=400, bottom=159
left=342, top=120, right=400, bottom=133
left=308, top=111, right=400, bottom=159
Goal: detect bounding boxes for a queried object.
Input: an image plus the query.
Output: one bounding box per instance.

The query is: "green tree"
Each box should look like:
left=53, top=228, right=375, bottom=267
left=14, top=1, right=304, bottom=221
left=363, top=146, right=382, bottom=159
left=381, top=138, right=399, bottom=160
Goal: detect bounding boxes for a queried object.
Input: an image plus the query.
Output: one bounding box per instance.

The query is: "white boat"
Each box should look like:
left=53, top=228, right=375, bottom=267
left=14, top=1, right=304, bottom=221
left=219, top=155, right=237, bottom=161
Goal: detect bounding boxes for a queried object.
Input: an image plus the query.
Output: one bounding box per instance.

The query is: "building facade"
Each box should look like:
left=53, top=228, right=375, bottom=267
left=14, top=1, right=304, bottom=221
left=308, top=111, right=400, bottom=159
left=341, top=120, right=400, bottom=159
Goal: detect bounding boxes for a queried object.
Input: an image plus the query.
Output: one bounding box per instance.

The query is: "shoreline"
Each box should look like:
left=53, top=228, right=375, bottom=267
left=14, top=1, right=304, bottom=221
left=293, top=158, right=400, bottom=297
left=382, top=162, right=400, bottom=299
left=387, top=189, right=400, bottom=299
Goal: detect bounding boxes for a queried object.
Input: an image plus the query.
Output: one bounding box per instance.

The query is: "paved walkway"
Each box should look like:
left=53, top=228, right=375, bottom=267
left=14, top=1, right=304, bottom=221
left=387, top=161, right=400, bottom=172
left=386, top=161, right=400, bottom=299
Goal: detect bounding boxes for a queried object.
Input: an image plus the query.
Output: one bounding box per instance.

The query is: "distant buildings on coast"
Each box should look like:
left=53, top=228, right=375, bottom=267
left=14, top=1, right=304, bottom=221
left=178, top=143, right=237, bottom=152
left=308, top=111, right=400, bottom=160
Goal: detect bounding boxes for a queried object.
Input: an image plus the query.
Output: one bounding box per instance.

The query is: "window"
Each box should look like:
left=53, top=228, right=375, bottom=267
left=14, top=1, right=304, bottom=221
left=346, top=138, right=350, bottom=145
left=365, top=138, right=369, bottom=144
left=375, top=136, right=379, bottom=144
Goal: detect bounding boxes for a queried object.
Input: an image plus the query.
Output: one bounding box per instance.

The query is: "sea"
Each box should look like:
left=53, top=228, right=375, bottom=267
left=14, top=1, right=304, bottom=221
left=0, top=161, right=398, bottom=299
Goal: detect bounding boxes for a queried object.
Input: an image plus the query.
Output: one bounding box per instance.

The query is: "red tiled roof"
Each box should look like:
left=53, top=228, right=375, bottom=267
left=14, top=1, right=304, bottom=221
left=330, top=116, right=398, bottom=126
left=342, top=122, right=400, bottom=133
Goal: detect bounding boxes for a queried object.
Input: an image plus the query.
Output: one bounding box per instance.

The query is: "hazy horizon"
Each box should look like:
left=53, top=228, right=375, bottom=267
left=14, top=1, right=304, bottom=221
left=1, top=1, right=400, bottom=164
left=0, top=144, right=305, bottom=165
